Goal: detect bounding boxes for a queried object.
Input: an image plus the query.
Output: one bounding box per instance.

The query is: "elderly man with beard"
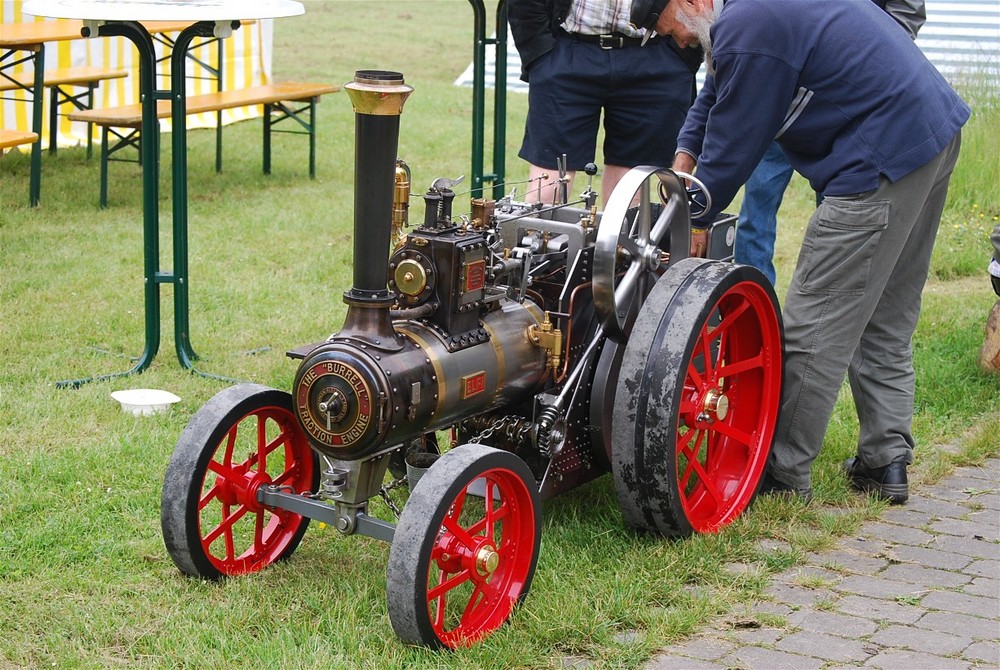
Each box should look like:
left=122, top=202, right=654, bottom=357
left=721, top=0, right=926, bottom=286
left=648, top=0, right=969, bottom=503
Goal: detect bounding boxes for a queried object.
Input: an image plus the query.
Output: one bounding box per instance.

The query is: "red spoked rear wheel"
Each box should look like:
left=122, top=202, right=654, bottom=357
left=161, top=384, right=319, bottom=579
left=387, top=445, right=541, bottom=648
left=613, top=259, right=783, bottom=536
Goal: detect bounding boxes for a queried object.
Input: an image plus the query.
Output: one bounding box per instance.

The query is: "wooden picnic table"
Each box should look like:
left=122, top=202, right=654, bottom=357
left=1, top=19, right=210, bottom=206
left=0, top=19, right=193, bottom=46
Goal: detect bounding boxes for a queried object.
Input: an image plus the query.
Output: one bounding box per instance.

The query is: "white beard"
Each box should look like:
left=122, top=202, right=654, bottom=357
left=677, top=2, right=723, bottom=74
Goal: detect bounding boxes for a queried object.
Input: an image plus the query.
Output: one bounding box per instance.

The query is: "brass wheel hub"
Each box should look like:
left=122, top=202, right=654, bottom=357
left=475, top=545, right=500, bottom=577
left=702, top=388, right=730, bottom=421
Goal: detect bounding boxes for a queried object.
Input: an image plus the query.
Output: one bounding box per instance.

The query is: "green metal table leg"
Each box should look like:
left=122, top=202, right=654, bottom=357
left=170, top=23, right=214, bottom=371
left=99, top=126, right=109, bottom=208
left=264, top=101, right=272, bottom=175
left=49, top=84, right=58, bottom=154
left=29, top=44, right=44, bottom=207
left=58, top=21, right=161, bottom=388
left=170, top=22, right=244, bottom=383
left=86, top=82, right=96, bottom=159
left=216, top=37, right=224, bottom=173
left=308, top=98, right=316, bottom=179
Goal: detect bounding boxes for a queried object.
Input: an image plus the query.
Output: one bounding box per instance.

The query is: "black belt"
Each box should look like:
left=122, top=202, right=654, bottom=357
left=561, top=30, right=644, bottom=49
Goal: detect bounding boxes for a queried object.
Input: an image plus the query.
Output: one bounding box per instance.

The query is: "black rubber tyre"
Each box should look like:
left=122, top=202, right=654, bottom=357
left=612, top=259, right=783, bottom=537
left=386, top=445, right=541, bottom=648
left=161, top=383, right=319, bottom=579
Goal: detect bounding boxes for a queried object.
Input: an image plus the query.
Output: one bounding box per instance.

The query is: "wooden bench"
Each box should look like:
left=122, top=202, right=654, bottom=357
left=0, top=65, right=128, bottom=157
left=69, top=81, right=340, bottom=207
left=1, top=129, right=40, bottom=204
left=0, top=128, right=39, bottom=150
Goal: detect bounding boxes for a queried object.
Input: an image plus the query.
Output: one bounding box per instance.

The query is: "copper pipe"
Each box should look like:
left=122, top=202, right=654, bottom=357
left=555, top=280, right=593, bottom=384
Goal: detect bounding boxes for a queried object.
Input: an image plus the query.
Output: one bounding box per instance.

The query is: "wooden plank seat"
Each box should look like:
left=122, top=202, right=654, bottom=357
left=0, top=128, right=39, bottom=150
left=0, top=65, right=128, bottom=157
left=0, top=65, right=127, bottom=91
left=1, top=129, right=40, bottom=205
left=69, top=81, right=340, bottom=207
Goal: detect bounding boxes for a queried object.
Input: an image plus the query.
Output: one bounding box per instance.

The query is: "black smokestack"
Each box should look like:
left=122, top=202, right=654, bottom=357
left=343, top=70, right=413, bottom=304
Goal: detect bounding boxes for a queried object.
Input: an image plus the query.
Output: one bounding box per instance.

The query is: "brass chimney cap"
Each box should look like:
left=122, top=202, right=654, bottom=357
left=345, top=69, right=413, bottom=116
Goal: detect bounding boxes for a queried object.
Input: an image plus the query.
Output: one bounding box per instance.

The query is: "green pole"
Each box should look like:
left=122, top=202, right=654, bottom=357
left=58, top=21, right=161, bottom=388
left=170, top=22, right=219, bottom=370
left=28, top=43, right=44, bottom=206
left=466, top=0, right=508, bottom=199
left=492, top=0, right=508, bottom=199
left=468, top=0, right=487, bottom=197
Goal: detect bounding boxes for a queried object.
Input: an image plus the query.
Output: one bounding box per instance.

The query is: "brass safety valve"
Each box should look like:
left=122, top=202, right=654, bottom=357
left=528, top=311, right=563, bottom=371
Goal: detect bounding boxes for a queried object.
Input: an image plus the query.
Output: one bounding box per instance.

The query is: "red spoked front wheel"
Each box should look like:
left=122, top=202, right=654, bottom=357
left=612, top=258, right=783, bottom=536
left=386, top=444, right=541, bottom=648
left=161, top=384, right=319, bottom=579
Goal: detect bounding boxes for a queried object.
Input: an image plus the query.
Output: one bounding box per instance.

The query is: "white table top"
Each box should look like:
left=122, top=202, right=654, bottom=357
left=23, top=0, right=304, bottom=22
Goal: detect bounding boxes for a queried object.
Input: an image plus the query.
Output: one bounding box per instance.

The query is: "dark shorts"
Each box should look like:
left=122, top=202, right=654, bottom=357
left=519, top=33, right=695, bottom=171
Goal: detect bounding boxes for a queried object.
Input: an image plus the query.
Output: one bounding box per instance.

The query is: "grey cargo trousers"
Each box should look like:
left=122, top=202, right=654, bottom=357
left=768, top=131, right=963, bottom=491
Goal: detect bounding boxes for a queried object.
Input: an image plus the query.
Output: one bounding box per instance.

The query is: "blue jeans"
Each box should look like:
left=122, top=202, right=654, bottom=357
left=736, top=141, right=793, bottom=285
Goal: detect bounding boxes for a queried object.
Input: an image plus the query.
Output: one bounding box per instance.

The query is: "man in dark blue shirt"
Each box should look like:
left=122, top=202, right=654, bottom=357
left=658, top=0, right=970, bottom=503
left=727, top=0, right=926, bottom=286
left=508, top=0, right=699, bottom=205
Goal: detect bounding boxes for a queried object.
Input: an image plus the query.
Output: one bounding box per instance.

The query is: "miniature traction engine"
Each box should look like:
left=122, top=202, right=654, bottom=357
left=160, top=71, right=785, bottom=649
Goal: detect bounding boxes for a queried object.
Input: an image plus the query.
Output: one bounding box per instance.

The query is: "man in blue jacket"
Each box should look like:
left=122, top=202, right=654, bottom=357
left=658, top=0, right=970, bottom=503
left=731, top=0, right=926, bottom=286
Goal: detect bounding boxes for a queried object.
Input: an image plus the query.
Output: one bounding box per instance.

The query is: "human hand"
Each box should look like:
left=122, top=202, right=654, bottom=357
left=690, top=228, right=708, bottom=258
left=672, top=152, right=697, bottom=177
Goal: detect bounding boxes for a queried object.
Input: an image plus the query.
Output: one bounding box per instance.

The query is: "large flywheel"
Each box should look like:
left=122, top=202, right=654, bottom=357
left=593, top=166, right=692, bottom=340
left=611, top=258, right=783, bottom=537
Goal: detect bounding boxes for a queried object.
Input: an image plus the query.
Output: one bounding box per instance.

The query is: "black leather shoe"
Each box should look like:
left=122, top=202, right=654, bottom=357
left=757, top=471, right=813, bottom=502
left=845, top=457, right=908, bottom=504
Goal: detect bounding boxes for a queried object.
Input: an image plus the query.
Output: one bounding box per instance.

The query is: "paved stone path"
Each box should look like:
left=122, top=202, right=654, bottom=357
left=646, top=458, right=1000, bottom=670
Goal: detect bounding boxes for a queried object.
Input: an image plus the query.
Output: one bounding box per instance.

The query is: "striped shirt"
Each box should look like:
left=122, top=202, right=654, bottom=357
left=560, top=0, right=644, bottom=37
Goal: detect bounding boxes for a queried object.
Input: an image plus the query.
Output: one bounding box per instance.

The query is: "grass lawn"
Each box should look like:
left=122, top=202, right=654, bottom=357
left=1, top=1, right=998, bottom=667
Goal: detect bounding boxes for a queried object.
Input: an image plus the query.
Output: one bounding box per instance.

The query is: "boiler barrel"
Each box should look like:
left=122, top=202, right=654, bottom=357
left=293, top=300, right=547, bottom=459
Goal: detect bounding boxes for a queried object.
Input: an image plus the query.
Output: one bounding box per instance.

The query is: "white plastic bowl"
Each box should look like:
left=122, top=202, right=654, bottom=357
left=111, top=389, right=181, bottom=416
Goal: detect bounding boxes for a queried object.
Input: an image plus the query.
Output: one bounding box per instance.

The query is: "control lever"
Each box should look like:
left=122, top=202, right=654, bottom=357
left=556, top=154, right=569, bottom=205
left=581, top=163, right=599, bottom=210
left=430, top=175, right=464, bottom=192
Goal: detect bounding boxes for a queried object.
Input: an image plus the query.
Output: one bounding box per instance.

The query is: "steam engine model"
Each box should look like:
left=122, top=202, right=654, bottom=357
left=160, top=71, right=784, bottom=649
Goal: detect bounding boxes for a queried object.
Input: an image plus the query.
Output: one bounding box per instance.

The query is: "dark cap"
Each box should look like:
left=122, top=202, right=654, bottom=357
left=630, top=0, right=670, bottom=45
left=631, top=0, right=670, bottom=31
